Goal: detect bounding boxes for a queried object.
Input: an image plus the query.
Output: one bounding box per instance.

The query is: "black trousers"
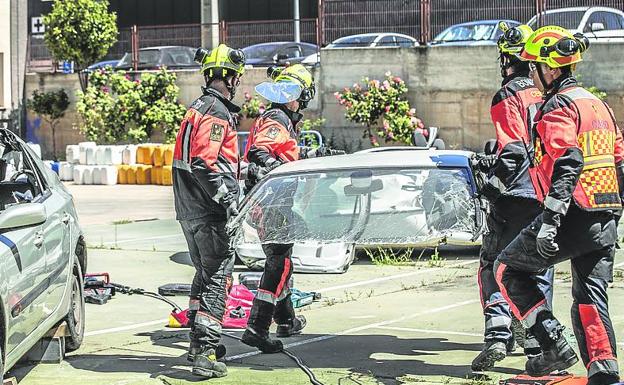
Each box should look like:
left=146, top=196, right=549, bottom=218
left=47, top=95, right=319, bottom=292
left=180, top=218, right=235, bottom=349
left=247, top=243, right=296, bottom=332
left=495, top=205, right=619, bottom=379
left=479, top=196, right=554, bottom=344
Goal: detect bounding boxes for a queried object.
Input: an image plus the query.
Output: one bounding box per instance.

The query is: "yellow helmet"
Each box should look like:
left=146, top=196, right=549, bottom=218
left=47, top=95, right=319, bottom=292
left=256, top=64, right=316, bottom=105
left=519, top=25, right=589, bottom=68
left=194, top=44, right=246, bottom=78
left=497, top=22, right=533, bottom=55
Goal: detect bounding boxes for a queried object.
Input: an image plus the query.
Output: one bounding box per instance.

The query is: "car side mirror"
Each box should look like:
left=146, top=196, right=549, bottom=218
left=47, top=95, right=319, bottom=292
left=344, top=170, right=384, bottom=196
left=0, top=203, right=47, bottom=230
left=590, top=22, right=605, bottom=32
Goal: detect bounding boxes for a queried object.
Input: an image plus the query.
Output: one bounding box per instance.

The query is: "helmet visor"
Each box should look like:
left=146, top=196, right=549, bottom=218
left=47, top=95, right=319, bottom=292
left=255, top=81, right=303, bottom=104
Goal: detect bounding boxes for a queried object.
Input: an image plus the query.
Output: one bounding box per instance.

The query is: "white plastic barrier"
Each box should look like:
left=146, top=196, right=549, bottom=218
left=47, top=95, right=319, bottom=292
left=95, top=146, right=107, bottom=165
left=99, top=166, right=118, bottom=185
left=60, top=162, right=74, bottom=181
left=91, top=167, right=102, bottom=185
left=79, top=142, right=97, bottom=165
left=109, top=146, right=124, bottom=165
left=73, top=166, right=86, bottom=185
left=27, top=143, right=42, bottom=159
left=82, top=167, right=93, bottom=185
left=122, top=145, right=137, bottom=165
left=66, top=145, right=80, bottom=164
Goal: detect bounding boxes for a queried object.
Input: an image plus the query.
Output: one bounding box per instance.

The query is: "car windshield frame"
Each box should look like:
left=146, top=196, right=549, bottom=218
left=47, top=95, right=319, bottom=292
left=235, top=164, right=479, bottom=246
left=118, top=49, right=162, bottom=67
left=242, top=44, right=281, bottom=59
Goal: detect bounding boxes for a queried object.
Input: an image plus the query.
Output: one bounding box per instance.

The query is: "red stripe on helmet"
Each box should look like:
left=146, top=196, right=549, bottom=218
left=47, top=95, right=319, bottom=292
left=531, top=31, right=565, bottom=43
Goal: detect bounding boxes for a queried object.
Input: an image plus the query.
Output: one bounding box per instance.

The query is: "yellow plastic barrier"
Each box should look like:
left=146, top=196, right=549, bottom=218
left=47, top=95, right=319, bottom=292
left=152, top=146, right=165, bottom=167
left=152, top=166, right=163, bottom=185
left=136, top=165, right=152, bottom=185
left=164, top=145, right=174, bottom=166
left=126, top=166, right=138, bottom=184
left=117, top=165, right=129, bottom=184
left=137, top=145, right=157, bottom=165
left=162, top=165, right=173, bottom=186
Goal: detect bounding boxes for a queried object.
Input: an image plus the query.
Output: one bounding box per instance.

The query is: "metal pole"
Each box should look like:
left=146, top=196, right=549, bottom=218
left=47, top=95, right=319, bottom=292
left=294, top=0, right=301, bottom=43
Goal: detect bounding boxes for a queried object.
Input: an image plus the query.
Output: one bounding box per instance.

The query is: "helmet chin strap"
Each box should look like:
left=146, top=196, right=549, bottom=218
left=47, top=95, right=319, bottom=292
left=536, top=64, right=553, bottom=92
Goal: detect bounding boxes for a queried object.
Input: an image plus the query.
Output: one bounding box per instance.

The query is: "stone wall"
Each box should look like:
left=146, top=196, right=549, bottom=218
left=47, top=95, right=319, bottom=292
left=24, top=43, right=624, bottom=158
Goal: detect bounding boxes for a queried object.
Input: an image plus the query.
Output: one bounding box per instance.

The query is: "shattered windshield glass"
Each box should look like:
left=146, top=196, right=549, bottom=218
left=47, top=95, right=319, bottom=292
left=230, top=166, right=477, bottom=247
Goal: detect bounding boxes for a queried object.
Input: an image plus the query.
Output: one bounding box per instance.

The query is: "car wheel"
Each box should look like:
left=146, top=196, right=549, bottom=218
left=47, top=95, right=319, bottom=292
left=64, top=270, right=85, bottom=352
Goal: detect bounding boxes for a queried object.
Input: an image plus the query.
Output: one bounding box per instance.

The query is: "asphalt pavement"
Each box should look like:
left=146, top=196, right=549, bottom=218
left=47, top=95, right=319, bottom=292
left=8, top=184, right=624, bottom=385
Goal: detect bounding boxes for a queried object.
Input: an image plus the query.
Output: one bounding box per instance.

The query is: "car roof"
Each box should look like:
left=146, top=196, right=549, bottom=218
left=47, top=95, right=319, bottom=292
left=334, top=32, right=415, bottom=40
left=446, top=19, right=519, bottom=27
left=271, top=150, right=475, bottom=175
left=138, top=46, right=193, bottom=50
left=244, top=42, right=317, bottom=48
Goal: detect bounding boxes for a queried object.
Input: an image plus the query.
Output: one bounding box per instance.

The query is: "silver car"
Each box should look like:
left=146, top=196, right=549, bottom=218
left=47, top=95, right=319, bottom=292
left=0, top=129, right=86, bottom=376
left=231, top=149, right=484, bottom=273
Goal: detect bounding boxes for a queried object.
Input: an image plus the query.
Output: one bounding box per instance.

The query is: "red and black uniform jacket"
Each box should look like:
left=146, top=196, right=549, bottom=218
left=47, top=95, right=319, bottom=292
left=489, top=73, right=542, bottom=199
left=529, top=76, right=624, bottom=226
left=173, top=88, right=240, bottom=222
left=244, top=105, right=303, bottom=167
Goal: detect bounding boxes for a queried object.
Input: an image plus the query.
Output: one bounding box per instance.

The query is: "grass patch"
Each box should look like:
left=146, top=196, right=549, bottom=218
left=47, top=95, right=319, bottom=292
left=365, top=247, right=418, bottom=266
left=427, top=247, right=445, bottom=268
left=112, top=219, right=133, bottom=225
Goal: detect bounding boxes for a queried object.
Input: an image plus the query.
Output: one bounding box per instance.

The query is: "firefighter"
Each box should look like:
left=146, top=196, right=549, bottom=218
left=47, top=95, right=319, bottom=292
left=240, top=64, right=341, bottom=353
left=472, top=23, right=555, bottom=371
left=172, top=44, right=246, bottom=378
left=494, top=26, right=624, bottom=384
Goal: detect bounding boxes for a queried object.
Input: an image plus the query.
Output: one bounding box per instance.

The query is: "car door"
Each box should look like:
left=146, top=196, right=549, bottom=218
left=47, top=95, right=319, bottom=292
left=0, top=150, right=48, bottom=354
left=583, top=10, right=624, bottom=42
left=22, top=146, right=72, bottom=317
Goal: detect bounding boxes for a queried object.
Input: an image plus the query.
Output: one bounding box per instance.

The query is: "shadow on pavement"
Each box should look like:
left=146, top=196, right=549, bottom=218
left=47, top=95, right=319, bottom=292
left=58, top=329, right=521, bottom=384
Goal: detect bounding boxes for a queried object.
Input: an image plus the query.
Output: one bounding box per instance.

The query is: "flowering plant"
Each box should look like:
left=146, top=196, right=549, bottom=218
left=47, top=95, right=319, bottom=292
left=334, top=72, right=426, bottom=146
left=240, top=91, right=266, bottom=119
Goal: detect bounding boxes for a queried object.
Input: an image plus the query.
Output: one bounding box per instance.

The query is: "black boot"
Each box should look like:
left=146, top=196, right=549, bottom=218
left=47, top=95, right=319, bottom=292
left=276, top=315, right=307, bottom=338
left=471, top=341, right=507, bottom=371
left=192, top=347, right=227, bottom=378
left=587, top=372, right=620, bottom=385
left=526, top=312, right=578, bottom=376
left=241, top=327, right=283, bottom=353
left=188, top=340, right=226, bottom=362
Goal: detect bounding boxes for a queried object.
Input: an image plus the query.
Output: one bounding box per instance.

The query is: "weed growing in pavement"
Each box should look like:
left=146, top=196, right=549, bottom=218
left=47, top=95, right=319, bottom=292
left=614, top=270, right=623, bottom=280
left=323, top=297, right=338, bottom=307
left=427, top=248, right=445, bottom=267
left=365, top=247, right=415, bottom=266
left=89, top=243, right=120, bottom=250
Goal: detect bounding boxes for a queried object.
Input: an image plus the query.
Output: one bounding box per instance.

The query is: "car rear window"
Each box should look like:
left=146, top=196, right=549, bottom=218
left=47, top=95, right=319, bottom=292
left=332, top=35, right=377, bottom=47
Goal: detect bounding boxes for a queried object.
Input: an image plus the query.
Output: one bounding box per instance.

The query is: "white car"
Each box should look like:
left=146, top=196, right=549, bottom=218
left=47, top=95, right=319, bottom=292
left=326, top=33, right=419, bottom=48
left=528, top=7, right=624, bottom=43
left=0, top=129, right=86, bottom=378
left=230, top=149, right=484, bottom=273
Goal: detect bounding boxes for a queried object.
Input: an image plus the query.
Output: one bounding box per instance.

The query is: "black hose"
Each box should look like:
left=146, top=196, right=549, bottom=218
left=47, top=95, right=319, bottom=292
left=223, top=333, right=326, bottom=385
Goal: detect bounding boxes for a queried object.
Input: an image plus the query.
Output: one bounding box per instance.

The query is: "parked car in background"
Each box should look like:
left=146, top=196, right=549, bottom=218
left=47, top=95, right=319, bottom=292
left=86, top=59, right=121, bottom=72
left=301, top=52, right=320, bottom=66
left=528, top=7, right=624, bottom=42
left=431, top=20, right=520, bottom=46
left=230, top=149, right=483, bottom=273
left=327, top=33, right=419, bottom=48
left=0, top=129, right=86, bottom=378
left=242, top=42, right=319, bottom=66
left=116, top=46, right=199, bottom=70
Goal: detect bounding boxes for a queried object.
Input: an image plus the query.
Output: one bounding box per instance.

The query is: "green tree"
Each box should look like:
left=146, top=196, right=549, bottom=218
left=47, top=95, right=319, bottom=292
left=27, top=89, right=70, bottom=159
left=44, top=0, right=118, bottom=91
left=77, top=67, right=186, bottom=144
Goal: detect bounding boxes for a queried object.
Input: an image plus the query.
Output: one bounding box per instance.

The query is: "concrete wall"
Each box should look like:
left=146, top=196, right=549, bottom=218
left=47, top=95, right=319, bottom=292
left=319, top=44, right=624, bottom=151
left=0, top=0, right=10, bottom=109
left=23, top=43, right=624, bottom=158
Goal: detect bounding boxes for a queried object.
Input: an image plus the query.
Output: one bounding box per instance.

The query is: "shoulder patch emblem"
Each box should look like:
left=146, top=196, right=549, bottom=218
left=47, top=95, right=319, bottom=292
left=210, top=123, right=224, bottom=141
left=265, top=126, right=280, bottom=140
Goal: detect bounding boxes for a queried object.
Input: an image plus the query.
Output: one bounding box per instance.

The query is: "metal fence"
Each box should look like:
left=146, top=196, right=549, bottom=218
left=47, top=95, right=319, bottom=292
left=223, top=18, right=318, bottom=48
left=321, top=0, right=422, bottom=45
left=26, top=0, right=624, bottom=71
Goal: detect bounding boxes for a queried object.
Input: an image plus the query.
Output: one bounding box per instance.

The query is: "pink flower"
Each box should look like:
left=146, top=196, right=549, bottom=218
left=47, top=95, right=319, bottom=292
left=259, top=105, right=266, bottom=114
left=339, top=99, right=345, bottom=105
left=383, top=120, right=390, bottom=131
left=101, top=86, right=109, bottom=93
left=393, top=76, right=402, bottom=83
left=382, top=80, right=391, bottom=89
left=370, top=80, right=380, bottom=88
left=244, top=91, right=251, bottom=100
left=344, top=87, right=349, bottom=92
left=125, top=74, right=131, bottom=80
left=334, top=92, right=342, bottom=100
left=387, top=132, right=394, bottom=140
left=135, top=80, right=140, bottom=84
left=345, top=102, right=352, bottom=108
left=385, top=105, right=391, bottom=112
left=408, top=108, right=416, bottom=116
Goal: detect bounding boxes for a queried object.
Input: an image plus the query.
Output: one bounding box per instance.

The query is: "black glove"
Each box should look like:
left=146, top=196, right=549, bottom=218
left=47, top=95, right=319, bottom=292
left=476, top=154, right=497, bottom=173
left=305, top=146, right=345, bottom=158
left=536, top=222, right=558, bottom=259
